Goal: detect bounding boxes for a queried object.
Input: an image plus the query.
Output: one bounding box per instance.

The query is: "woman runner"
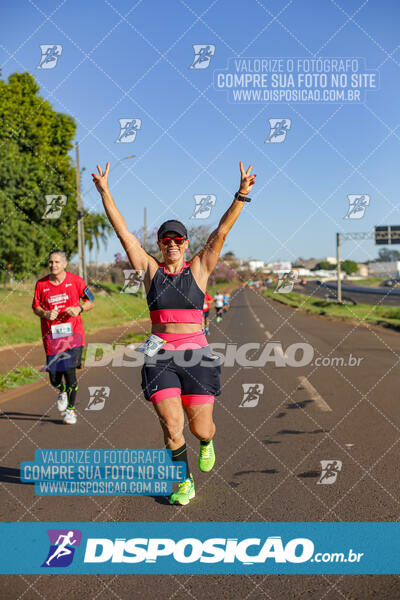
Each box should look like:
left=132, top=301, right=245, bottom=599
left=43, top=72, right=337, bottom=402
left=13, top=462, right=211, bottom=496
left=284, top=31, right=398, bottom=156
left=92, top=161, right=256, bottom=505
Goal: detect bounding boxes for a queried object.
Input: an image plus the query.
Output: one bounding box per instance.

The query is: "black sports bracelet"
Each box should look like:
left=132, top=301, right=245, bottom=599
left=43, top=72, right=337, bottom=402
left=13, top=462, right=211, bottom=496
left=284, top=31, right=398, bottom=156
left=234, top=192, right=251, bottom=202
left=79, top=305, right=84, bottom=313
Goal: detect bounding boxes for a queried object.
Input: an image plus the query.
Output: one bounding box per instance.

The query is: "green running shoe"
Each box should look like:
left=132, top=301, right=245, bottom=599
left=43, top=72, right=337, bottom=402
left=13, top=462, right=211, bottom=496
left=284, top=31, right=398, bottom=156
left=198, top=440, right=215, bottom=472
left=169, top=474, right=195, bottom=505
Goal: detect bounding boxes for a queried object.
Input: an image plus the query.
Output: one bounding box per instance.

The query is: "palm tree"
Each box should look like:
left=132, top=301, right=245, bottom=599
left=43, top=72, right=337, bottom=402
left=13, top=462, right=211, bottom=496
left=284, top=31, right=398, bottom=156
left=84, top=212, right=112, bottom=276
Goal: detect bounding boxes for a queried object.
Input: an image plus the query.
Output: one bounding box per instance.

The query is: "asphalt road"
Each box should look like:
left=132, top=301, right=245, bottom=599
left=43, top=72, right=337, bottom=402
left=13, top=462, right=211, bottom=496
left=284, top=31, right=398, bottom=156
left=294, top=280, right=400, bottom=306
left=1, top=287, right=399, bottom=599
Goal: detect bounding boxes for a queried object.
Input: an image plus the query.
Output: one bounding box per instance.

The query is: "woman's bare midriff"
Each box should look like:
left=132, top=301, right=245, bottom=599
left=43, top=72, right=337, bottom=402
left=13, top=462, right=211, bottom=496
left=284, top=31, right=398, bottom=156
left=152, top=322, right=203, bottom=334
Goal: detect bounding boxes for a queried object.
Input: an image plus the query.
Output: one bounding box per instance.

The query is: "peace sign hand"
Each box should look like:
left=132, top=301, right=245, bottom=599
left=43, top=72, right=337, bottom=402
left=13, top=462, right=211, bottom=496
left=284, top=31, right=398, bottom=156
left=238, top=161, right=256, bottom=196
left=92, top=162, right=110, bottom=194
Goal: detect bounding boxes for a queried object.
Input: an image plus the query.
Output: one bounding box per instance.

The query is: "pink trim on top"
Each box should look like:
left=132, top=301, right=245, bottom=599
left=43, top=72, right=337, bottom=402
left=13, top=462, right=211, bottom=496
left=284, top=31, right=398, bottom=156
left=150, top=308, right=203, bottom=324
left=159, top=261, right=190, bottom=275
left=181, top=394, right=215, bottom=405
left=150, top=387, right=181, bottom=404
left=153, top=331, right=208, bottom=350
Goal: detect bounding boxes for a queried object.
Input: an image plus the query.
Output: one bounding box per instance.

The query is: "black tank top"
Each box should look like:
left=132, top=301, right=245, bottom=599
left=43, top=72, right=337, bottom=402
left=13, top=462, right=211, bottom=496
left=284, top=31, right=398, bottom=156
left=146, top=261, right=204, bottom=324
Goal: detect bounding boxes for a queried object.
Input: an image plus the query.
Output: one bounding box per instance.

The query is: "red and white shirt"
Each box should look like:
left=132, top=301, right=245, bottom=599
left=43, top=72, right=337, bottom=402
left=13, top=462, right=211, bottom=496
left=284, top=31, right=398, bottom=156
left=203, top=292, right=213, bottom=313
left=32, top=272, right=87, bottom=356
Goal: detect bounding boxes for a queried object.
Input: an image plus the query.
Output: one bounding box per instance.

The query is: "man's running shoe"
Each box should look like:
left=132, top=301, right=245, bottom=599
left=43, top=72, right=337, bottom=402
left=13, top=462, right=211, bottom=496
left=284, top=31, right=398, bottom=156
left=57, top=391, right=68, bottom=412
left=63, top=408, right=77, bottom=425
left=198, top=440, right=215, bottom=472
left=169, top=474, right=195, bottom=505
left=204, top=327, right=210, bottom=336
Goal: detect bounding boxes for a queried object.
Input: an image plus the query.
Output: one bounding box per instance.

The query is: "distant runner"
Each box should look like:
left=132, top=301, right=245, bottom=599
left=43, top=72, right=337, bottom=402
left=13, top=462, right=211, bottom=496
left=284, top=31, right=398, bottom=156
left=223, top=292, right=230, bottom=313
left=32, top=250, right=94, bottom=424
left=203, top=291, right=213, bottom=335
left=214, top=291, right=224, bottom=322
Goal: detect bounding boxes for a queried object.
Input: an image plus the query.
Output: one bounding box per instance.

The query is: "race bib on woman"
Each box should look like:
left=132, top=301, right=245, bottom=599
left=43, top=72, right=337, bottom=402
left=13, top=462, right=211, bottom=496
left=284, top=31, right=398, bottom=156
left=137, top=334, right=166, bottom=357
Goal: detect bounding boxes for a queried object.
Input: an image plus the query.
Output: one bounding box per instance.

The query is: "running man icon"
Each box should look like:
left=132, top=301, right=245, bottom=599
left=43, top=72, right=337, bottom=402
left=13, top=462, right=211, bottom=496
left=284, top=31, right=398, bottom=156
left=46, top=532, right=76, bottom=566
left=42, top=529, right=82, bottom=568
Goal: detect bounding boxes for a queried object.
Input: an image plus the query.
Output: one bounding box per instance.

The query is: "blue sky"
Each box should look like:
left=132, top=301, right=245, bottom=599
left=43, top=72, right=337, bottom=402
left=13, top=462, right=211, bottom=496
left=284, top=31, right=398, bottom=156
left=2, top=0, right=400, bottom=265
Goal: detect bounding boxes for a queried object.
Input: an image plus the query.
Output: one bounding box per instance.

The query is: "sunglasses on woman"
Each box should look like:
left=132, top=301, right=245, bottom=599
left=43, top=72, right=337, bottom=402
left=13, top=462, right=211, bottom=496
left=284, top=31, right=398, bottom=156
left=159, top=236, right=186, bottom=245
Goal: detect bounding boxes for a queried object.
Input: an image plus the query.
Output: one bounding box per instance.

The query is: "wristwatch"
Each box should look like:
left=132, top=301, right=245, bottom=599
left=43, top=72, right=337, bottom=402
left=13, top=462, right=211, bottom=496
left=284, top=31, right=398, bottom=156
left=234, top=192, right=251, bottom=202
left=79, top=305, right=84, bottom=314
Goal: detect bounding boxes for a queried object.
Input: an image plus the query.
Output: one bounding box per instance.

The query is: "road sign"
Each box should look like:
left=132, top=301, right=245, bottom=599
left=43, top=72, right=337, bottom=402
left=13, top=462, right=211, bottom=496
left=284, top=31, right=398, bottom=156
left=374, top=225, right=400, bottom=245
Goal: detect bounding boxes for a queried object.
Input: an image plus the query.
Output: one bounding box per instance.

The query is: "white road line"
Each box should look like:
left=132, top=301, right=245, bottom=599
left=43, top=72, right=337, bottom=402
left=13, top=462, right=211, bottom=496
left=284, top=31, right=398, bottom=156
left=297, top=375, right=332, bottom=412
left=264, top=330, right=272, bottom=339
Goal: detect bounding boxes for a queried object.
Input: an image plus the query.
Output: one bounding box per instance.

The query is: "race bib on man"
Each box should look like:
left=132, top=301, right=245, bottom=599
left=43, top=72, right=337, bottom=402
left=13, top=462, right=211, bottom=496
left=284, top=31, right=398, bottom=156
left=137, top=334, right=166, bottom=357
left=51, top=323, right=73, bottom=339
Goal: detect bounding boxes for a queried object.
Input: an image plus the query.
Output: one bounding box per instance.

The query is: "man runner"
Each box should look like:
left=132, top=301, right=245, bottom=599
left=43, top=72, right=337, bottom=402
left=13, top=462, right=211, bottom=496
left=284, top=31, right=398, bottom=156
left=214, top=291, right=224, bottom=322
left=223, top=292, right=230, bottom=313
left=32, top=250, right=94, bottom=424
left=203, top=291, right=213, bottom=335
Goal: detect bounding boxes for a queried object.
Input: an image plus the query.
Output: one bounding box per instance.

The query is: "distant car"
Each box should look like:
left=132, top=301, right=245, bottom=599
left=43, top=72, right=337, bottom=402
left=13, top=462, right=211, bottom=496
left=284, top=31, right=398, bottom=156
left=383, top=278, right=400, bottom=288
left=315, top=280, right=322, bottom=286
left=299, top=279, right=307, bottom=286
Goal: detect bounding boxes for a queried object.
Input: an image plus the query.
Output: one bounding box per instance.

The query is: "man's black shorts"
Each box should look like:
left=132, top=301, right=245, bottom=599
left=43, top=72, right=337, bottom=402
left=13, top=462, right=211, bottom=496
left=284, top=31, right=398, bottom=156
left=46, top=346, right=83, bottom=372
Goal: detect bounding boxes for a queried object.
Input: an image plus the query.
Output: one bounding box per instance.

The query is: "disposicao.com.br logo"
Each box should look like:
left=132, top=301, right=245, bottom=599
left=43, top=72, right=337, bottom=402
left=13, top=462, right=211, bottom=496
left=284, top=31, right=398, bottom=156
left=82, top=536, right=362, bottom=565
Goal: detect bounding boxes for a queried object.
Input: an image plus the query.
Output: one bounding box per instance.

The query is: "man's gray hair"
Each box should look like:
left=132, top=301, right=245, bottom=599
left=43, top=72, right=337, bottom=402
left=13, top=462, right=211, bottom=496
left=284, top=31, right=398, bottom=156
left=48, top=249, right=67, bottom=261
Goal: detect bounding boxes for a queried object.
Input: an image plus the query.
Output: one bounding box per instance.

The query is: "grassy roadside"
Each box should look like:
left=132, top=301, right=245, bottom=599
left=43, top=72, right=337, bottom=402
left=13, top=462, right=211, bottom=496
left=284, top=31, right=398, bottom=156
left=349, top=277, right=386, bottom=287
left=262, top=288, right=400, bottom=330
left=0, top=281, right=240, bottom=349
left=0, top=286, right=149, bottom=347
left=0, top=367, right=45, bottom=393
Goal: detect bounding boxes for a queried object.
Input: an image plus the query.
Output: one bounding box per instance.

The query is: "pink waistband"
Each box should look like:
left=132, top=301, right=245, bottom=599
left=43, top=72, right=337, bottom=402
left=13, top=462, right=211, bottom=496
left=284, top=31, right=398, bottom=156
left=153, top=331, right=208, bottom=350
left=150, top=309, right=203, bottom=324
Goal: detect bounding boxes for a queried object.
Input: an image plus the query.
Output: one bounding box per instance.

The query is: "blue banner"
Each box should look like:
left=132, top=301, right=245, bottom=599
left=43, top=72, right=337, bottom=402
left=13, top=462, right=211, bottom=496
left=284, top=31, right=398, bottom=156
left=20, top=449, right=185, bottom=496
left=0, top=522, right=398, bottom=574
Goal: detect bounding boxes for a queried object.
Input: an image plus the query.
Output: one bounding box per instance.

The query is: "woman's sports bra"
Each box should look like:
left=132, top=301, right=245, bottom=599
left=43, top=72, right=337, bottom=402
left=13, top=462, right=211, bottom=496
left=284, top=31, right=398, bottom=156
left=146, top=261, right=205, bottom=324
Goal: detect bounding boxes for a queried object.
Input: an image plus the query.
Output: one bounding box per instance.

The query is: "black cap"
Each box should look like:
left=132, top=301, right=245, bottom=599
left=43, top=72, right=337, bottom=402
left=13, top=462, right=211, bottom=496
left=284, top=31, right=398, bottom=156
left=157, top=220, right=188, bottom=240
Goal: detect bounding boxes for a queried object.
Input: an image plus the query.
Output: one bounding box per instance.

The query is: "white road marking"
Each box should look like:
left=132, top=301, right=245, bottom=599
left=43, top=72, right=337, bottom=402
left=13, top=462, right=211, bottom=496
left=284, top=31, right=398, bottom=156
left=297, top=375, right=332, bottom=412
left=264, top=330, right=272, bottom=339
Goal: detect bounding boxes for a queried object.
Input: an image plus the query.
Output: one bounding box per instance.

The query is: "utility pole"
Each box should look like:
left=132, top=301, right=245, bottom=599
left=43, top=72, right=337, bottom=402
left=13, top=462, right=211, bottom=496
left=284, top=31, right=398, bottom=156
left=75, top=142, right=87, bottom=281
left=143, top=207, right=147, bottom=251
left=142, top=207, right=147, bottom=298
left=336, top=232, right=342, bottom=303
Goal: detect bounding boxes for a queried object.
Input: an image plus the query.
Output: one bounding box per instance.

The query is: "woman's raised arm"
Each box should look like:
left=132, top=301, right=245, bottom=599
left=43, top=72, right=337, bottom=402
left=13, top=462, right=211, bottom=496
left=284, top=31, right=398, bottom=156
left=92, top=162, right=158, bottom=273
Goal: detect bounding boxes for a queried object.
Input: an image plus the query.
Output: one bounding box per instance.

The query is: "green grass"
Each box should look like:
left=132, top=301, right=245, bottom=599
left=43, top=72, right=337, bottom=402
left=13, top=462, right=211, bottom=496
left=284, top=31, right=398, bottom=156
left=0, top=286, right=149, bottom=348
left=0, top=280, right=241, bottom=349
left=0, top=367, right=44, bottom=392
left=262, top=288, right=400, bottom=329
left=117, top=330, right=150, bottom=346
left=347, top=277, right=386, bottom=287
